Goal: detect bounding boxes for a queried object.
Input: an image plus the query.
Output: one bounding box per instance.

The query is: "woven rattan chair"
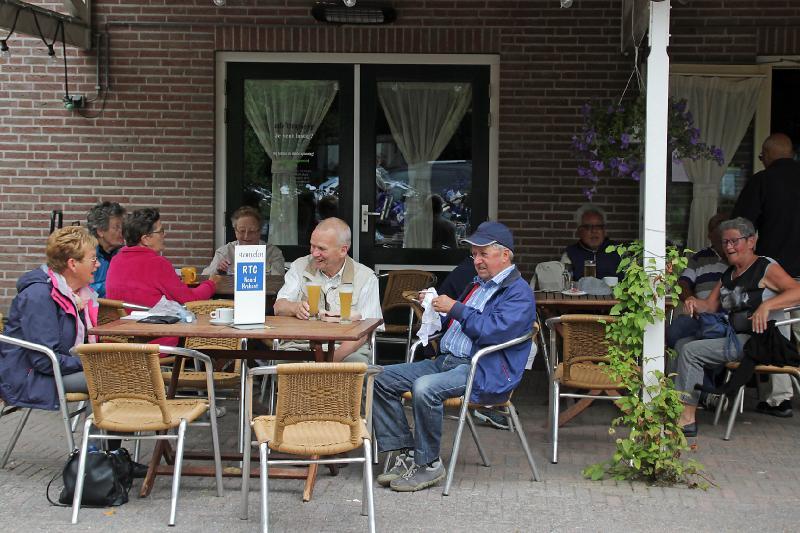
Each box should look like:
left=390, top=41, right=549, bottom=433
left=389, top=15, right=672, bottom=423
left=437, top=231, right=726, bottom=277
left=546, top=314, right=626, bottom=463
left=70, top=343, right=224, bottom=526
left=0, top=335, right=89, bottom=468
left=241, top=362, right=382, bottom=533
left=376, top=270, right=437, bottom=358
left=96, top=298, right=149, bottom=343
left=387, top=325, right=542, bottom=496
left=161, top=300, right=243, bottom=390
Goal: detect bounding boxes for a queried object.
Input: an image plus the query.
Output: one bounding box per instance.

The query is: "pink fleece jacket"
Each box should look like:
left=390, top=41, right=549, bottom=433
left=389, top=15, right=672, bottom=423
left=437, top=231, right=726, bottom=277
left=106, top=246, right=216, bottom=307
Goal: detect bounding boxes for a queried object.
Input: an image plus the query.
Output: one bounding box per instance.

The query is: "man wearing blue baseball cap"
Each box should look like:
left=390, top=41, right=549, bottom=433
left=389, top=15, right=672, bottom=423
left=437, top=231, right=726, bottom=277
left=372, top=221, right=537, bottom=492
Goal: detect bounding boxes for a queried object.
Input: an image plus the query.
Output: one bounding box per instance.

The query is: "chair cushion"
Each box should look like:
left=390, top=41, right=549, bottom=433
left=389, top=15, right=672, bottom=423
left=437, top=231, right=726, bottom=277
left=65, top=392, right=89, bottom=402
left=253, top=416, right=368, bottom=456
left=555, top=363, right=627, bottom=390
left=725, top=361, right=800, bottom=376
left=400, top=391, right=510, bottom=409
left=93, top=398, right=208, bottom=432
left=162, top=370, right=240, bottom=390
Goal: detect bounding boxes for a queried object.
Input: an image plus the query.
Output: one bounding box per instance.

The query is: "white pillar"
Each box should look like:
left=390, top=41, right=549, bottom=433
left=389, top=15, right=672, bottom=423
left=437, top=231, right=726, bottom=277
left=641, top=0, right=671, bottom=402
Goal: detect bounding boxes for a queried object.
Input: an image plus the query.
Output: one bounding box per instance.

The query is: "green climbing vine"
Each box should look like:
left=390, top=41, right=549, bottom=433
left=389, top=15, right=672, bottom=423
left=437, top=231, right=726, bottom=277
left=582, top=241, right=706, bottom=486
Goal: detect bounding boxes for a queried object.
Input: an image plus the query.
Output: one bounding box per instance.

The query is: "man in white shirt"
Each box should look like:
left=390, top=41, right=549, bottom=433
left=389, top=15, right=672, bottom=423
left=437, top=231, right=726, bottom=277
left=274, top=217, right=383, bottom=362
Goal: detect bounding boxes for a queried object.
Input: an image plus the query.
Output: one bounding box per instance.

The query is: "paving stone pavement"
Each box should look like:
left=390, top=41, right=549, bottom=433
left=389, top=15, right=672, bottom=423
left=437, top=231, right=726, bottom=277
left=1, top=370, right=799, bottom=532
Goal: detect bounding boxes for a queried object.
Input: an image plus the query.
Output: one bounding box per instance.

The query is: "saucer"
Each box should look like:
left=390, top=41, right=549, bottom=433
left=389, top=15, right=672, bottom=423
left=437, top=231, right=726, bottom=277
left=561, top=289, right=587, bottom=296
left=209, top=319, right=233, bottom=326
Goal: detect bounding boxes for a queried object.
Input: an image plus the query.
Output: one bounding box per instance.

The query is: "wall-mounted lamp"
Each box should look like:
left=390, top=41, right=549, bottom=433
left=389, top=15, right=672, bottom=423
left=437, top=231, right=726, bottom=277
left=0, top=7, right=21, bottom=62
left=46, top=43, right=57, bottom=64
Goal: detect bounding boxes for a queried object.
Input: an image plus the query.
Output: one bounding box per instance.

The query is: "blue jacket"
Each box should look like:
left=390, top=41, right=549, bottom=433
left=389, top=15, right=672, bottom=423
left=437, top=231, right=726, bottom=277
left=447, top=266, right=536, bottom=404
left=89, top=244, right=118, bottom=298
left=0, top=268, right=94, bottom=410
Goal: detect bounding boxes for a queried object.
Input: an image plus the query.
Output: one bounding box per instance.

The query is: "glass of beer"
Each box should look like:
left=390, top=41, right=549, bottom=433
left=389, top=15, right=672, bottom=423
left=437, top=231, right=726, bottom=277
left=583, top=259, right=597, bottom=279
left=339, top=283, right=354, bottom=324
left=306, top=282, right=321, bottom=320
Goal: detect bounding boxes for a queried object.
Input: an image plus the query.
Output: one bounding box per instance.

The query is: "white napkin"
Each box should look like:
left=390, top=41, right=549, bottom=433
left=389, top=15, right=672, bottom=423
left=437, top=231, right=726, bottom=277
left=417, top=288, right=442, bottom=346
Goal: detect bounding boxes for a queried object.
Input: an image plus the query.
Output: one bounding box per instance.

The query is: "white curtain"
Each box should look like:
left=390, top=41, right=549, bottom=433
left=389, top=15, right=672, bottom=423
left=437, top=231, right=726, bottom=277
left=244, top=80, right=338, bottom=245
left=669, top=75, right=764, bottom=250
left=378, top=82, right=472, bottom=248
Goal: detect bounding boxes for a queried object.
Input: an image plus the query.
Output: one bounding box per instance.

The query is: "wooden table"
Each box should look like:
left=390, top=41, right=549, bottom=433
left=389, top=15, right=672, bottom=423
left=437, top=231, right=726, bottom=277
left=534, top=291, right=618, bottom=313
left=89, top=315, right=383, bottom=500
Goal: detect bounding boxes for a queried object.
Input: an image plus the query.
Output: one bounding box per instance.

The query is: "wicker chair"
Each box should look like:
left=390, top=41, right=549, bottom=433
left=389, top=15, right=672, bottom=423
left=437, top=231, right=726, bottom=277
left=0, top=335, right=89, bottom=468
left=96, top=298, right=149, bottom=343
left=376, top=270, right=437, bottom=358
left=546, top=314, right=627, bottom=464
left=241, top=362, right=382, bottom=533
left=161, top=300, right=243, bottom=391
left=70, top=343, right=224, bottom=526
left=388, top=325, right=542, bottom=496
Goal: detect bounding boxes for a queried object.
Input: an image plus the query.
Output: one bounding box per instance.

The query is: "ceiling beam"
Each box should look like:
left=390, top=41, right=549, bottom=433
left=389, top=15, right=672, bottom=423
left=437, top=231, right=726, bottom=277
left=0, top=0, right=91, bottom=51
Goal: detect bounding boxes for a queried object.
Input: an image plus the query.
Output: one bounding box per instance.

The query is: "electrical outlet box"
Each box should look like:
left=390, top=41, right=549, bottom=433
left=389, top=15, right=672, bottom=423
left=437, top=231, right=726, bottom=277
left=63, top=95, right=84, bottom=109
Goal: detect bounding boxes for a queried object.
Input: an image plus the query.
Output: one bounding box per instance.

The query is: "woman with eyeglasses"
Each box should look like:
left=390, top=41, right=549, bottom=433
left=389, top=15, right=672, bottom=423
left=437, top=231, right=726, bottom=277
left=0, top=226, right=100, bottom=408
left=106, top=207, right=219, bottom=309
left=673, top=217, right=800, bottom=437
left=201, top=206, right=284, bottom=276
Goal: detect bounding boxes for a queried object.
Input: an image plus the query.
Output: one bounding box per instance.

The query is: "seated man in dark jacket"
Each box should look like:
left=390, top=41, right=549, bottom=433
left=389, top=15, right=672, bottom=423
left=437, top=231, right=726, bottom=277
left=373, top=221, right=536, bottom=492
left=561, top=204, right=621, bottom=281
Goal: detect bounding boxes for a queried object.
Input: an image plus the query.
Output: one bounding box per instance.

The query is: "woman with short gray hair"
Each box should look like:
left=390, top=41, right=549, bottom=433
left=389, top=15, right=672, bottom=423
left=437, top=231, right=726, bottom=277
left=674, top=216, right=800, bottom=437
left=86, top=201, right=125, bottom=297
left=202, top=205, right=285, bottom=276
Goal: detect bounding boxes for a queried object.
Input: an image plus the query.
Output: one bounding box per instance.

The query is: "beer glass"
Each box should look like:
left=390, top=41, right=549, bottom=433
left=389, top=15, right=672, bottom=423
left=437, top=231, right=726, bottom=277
left=306, top=282, right=321, bottom=320
left=583, top=259, right=597, bottom=279
left=339, top=283, right=354, bottom=324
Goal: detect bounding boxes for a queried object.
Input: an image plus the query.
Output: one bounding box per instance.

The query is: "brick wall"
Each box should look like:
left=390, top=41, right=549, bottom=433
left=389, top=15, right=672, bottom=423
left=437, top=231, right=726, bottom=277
left=1, top=0, right=800, bottom=312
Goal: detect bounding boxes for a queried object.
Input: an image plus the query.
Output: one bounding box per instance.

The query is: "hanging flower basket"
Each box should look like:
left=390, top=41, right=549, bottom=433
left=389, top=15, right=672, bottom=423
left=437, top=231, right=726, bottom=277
left=572, top=96, right=725, bottom=199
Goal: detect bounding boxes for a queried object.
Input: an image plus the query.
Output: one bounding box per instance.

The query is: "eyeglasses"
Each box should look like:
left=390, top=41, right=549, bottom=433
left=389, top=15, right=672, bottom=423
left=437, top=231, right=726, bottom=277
left=234, top=226, right=260, bottom=236
left=81, top=256, right=99, bottom=264
left=579, top=224, right=605, bottom=232
left=147, top=228, right=166, bottom=236
left=722, top=236, right=750, bottom=247
left=758, top=152, right=764, bottom=162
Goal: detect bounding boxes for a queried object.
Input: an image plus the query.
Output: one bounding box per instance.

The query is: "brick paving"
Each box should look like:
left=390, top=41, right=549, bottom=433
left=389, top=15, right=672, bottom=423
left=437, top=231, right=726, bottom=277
left=1, top=370, right=799, bottom=532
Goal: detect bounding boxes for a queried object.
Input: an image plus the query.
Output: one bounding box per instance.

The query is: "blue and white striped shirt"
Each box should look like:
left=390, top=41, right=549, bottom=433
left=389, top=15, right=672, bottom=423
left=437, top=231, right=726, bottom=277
left=440, top=265, right=515, bottom=358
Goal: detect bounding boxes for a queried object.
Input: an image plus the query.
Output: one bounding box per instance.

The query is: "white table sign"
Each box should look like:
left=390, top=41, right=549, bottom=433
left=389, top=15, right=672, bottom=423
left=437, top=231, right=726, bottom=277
left=234, top=245, right=266, bottom=325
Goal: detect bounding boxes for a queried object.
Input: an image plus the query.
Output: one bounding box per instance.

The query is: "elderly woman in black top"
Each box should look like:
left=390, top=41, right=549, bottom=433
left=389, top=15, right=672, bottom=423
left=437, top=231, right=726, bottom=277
left=674, top=217, right=800, bottom=436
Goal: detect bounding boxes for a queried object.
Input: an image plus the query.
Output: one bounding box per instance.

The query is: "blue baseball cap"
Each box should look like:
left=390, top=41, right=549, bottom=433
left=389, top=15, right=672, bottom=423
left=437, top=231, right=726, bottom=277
left=462, top=221, right=515, bottom=252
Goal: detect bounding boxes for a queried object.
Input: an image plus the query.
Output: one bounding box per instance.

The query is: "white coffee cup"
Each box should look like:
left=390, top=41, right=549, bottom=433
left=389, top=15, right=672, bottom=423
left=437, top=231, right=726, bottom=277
left=602, top=276, right=619, bottom=287
left=210, top=308, right=234, bottom=322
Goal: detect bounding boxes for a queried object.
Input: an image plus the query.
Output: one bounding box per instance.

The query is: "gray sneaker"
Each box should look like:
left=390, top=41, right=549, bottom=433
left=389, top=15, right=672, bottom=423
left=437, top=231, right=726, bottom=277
left=389, top=459, right=446, bottom=492
left=377, top=451, right=413, bottom=487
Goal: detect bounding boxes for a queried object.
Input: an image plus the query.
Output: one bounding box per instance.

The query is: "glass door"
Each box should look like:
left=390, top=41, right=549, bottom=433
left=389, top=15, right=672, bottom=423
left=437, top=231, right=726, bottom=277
left=226, top=63, right=354, bottom=262
left=358, top=64, right=490, bottom=268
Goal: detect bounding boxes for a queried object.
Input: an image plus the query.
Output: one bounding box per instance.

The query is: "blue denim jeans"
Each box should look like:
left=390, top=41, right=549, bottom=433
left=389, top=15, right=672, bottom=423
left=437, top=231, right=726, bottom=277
left=373, top=355, right=470, bottom=466
left=666, top=314, right=700, bottom=348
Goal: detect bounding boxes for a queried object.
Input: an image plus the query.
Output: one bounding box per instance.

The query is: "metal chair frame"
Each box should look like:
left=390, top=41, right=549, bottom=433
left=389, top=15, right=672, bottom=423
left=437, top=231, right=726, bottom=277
left=545, top=315, right=624, bottom=464
left=386, top=328, right=542, bottom=496
left=0, top=334, right=88, bottom=468
left=241, top=364, right=382, bottom=533
left=68, top=345, right=224, bottom=527
left=711, top=312, right=800, bottom=440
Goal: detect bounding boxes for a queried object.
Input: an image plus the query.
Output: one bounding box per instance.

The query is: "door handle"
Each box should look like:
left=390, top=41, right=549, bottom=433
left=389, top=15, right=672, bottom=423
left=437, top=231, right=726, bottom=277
left=361, top=204, right=381, bottom=232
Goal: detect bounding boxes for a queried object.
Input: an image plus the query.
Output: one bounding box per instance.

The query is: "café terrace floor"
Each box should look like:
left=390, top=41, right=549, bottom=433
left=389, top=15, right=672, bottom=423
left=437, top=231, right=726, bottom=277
left=1, top=369, right=798, bottom=532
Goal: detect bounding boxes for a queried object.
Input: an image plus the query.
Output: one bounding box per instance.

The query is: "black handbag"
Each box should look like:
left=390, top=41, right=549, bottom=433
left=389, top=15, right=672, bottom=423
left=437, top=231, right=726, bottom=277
left=52, top=448, right=134, bottom=507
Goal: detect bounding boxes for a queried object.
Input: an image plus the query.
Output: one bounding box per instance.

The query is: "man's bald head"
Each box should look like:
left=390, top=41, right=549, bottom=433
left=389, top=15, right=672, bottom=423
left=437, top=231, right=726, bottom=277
left=761, top=133, right=795, bottom=167
left=314, top=217, right=352, bottom=247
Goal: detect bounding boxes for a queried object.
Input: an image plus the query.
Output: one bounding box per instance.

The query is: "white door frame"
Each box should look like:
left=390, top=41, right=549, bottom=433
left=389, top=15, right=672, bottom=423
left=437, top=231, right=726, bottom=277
left=214, top=52, right=500, bottom=265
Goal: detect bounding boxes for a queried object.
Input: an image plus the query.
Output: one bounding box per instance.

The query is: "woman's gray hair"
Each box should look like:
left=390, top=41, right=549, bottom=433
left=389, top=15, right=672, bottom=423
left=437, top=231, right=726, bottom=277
left=86, top=201, right=125, bottom=237
left=575, top=204, right=606, bottom=226
left=719, top=217, right=756, bottom=238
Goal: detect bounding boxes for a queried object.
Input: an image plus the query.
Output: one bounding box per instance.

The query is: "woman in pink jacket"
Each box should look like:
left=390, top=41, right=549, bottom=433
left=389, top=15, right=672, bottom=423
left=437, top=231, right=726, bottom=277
left=106, top=207, right=219, bottom=311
